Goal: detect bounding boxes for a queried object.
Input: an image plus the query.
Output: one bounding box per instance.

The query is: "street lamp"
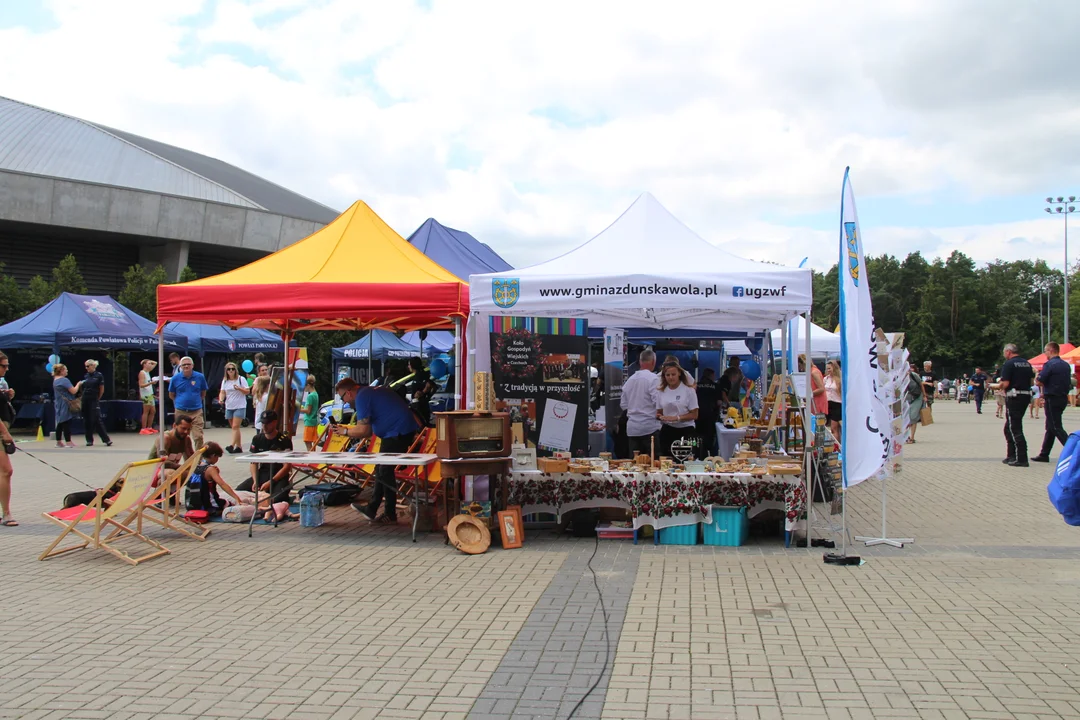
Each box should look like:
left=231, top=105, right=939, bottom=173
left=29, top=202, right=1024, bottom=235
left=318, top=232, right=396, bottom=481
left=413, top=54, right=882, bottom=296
left=1045, top=196, right=1076, bottom=344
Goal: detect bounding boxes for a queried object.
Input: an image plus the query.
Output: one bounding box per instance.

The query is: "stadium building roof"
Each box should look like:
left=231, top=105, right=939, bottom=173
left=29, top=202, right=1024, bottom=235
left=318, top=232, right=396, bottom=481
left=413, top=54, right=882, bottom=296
left=0, top=95, right=338, bottom=224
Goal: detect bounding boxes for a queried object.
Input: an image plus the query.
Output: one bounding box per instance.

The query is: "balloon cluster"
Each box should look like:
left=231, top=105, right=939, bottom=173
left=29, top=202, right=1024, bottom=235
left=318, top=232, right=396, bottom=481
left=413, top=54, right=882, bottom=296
left=45, top=353, right=60, bottom=373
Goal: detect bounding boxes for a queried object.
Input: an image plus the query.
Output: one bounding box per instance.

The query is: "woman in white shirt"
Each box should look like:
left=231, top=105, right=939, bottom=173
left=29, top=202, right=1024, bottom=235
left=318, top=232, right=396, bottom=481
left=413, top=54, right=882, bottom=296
left=218, top=363, right=250, bottom=454
left=655, top=364, right=699, bottom=458
left=823, top=359, right=842, bottom=439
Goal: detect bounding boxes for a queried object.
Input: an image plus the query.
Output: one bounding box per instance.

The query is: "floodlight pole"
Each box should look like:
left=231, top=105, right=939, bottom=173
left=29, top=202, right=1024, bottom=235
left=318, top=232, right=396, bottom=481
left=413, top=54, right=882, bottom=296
left=1045, top=196, right=1076, bottom=344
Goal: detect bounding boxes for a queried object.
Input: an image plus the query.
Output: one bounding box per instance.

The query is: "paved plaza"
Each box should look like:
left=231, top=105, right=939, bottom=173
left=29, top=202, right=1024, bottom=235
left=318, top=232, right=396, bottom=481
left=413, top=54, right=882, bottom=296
left=3, top=402, right=1080, bottom=720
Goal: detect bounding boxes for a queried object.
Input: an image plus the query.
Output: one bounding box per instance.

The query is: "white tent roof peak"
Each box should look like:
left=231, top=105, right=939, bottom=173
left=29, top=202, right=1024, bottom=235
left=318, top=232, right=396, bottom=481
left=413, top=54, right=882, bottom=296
left=469, top=193, right=812, bottom=331
left=516, top=192, right=792, bottom=277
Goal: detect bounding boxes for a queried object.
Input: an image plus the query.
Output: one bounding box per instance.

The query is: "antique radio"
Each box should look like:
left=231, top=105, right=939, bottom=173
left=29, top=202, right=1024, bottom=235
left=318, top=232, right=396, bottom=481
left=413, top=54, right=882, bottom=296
left=435, top=411, right=512, bottom=459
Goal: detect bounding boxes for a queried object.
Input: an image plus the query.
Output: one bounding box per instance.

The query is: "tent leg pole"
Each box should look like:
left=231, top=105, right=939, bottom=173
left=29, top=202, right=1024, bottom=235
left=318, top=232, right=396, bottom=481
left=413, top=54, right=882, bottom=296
left=454, top=317, right=463, bottom=411
left=804, top=313, right=813, bottom=553
left=368, top=330, right=373, bottom=385
left=158, top=334, right=165, bottom=455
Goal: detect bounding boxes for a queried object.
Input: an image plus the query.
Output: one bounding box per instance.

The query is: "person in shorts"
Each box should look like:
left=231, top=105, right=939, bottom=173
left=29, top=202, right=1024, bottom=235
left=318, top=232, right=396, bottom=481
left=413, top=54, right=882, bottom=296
left=138, top=359, right=158, bottom=434
left=218, top=362, right=250, bottom=454
left=300, top=375, right=320, bottom=450
left=0, top=351, right=16, bottom=527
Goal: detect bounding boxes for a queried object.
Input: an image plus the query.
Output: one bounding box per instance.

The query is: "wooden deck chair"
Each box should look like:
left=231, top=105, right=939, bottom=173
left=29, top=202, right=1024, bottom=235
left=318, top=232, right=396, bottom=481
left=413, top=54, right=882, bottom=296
left=395, top=428, right=442, bottom=507
left=353, top=435, right=382, bottom=490
left=115, top=448, right=209, bottom=542
left=40, top=459, right=170, bottom=566
left=287, top=431, right=352, bottom=487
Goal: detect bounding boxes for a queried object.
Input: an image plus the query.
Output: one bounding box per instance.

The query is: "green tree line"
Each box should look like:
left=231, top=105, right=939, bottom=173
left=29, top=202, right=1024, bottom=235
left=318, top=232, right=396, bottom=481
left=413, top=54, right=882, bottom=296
left=813, top=250, right=1067, bottom=374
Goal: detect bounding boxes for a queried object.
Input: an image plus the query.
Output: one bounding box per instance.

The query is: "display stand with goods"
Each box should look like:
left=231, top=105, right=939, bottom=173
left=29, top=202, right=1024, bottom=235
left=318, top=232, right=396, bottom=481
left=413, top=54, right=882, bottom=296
left=855, top=331, right=914, bottom=548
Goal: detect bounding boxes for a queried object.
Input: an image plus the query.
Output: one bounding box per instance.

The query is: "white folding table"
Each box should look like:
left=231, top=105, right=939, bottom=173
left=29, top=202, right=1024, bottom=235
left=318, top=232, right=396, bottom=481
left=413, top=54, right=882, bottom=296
left=237, top=451, right=439, bottom=541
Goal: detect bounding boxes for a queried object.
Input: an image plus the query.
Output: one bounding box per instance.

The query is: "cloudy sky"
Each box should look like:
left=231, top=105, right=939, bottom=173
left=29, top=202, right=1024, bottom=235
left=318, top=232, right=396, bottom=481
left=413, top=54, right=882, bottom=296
left=1, top=0, right=1078, bottom=271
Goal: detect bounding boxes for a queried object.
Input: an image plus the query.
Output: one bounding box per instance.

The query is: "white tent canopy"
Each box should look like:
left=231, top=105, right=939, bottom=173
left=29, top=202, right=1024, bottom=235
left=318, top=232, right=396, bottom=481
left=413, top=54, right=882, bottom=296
left=469, top=193, right=812, bottom=332
left=771, top=321, right=840, bottom=358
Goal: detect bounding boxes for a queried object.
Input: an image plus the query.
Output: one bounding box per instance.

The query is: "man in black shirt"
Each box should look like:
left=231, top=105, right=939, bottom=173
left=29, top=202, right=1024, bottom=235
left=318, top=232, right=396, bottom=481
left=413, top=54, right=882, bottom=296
left=695, top=368, right=719, bottom=458
left=1032, top=342, right=1072, bottom=462
left=921, top=361, right=936, bottom=407
left=970, top=367, right=988, bottom=414
left=237, top=410, right=294, bottom=504
left=998, top=344, right=1035, bottom=467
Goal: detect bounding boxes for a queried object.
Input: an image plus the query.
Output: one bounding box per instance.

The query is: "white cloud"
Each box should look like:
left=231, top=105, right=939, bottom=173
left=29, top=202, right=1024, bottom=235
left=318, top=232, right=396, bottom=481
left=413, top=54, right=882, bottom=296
left=0, top=0, right=1075, bottom=274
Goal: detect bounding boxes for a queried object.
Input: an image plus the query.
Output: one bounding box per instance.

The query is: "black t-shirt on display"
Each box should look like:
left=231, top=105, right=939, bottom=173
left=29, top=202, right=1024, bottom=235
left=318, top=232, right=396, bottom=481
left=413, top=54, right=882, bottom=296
left=1000, top=357, right=1035, bottom=393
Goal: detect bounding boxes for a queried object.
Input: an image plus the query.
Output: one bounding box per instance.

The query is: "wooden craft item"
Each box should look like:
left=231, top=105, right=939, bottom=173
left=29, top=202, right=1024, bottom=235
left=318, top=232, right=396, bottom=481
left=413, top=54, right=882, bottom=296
left=537, top=457, right=569, bottom=473
left=447, top=515, right=491, bottom=554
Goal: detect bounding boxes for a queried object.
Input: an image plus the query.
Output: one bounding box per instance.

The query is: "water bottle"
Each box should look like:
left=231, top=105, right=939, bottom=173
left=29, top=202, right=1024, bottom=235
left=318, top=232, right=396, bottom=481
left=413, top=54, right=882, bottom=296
left=300, top=492, right=325, bottom=527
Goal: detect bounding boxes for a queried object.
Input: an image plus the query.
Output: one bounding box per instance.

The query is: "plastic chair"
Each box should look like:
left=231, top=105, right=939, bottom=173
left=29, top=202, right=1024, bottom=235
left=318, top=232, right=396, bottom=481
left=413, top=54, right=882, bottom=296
left=40, top=459, right=170, bottom=566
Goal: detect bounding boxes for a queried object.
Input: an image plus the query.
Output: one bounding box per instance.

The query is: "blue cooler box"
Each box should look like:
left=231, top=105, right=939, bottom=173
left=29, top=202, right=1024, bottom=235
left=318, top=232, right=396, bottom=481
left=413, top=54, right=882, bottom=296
left=658, top=523, right=700, bottom=545
left=703, top=506, right=748, bottom=546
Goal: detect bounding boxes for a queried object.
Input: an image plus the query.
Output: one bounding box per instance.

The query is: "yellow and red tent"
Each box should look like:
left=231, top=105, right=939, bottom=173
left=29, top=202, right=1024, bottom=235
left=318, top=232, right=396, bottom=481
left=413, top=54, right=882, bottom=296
left=157, top=200, right=468, bottom=332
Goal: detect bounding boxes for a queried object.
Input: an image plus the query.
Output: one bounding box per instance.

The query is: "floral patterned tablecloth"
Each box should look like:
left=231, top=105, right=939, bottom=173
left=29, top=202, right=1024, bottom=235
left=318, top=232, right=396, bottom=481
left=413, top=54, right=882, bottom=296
left=508, top=471, right=806, bottom=531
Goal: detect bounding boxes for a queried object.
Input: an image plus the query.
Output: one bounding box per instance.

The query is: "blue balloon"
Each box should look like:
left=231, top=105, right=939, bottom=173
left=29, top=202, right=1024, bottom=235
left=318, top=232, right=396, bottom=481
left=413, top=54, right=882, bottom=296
left=48, top=354, right=60, bottom=365
left=242, top=359, right=254, bottom=373
left=45, top=362, right=53, bottom=373
left=741, top=359, right=761, bottom=381
left=429, top=358, right=449, bottom=379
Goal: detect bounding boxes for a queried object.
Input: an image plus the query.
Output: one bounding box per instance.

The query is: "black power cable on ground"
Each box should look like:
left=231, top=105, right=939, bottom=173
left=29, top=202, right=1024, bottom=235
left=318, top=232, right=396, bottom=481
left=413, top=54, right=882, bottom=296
left=565, top=534, right=613, bottom=720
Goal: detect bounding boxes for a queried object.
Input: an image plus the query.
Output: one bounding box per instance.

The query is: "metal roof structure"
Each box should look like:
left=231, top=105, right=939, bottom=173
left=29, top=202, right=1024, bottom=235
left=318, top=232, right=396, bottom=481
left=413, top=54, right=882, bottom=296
left=0, top=96, right=338, bottom=224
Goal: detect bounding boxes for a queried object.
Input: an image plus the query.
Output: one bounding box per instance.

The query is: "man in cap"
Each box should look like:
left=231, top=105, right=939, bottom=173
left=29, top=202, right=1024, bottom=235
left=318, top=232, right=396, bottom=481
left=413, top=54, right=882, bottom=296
left=236, top=410, right=294, bottom=506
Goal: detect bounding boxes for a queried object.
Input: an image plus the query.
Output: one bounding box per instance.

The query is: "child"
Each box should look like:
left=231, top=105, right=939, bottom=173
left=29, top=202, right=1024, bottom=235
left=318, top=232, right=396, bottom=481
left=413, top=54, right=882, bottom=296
left=185, top=442, right=240, bottom=517
left=300, top=375, right=320, bottom=450
left=189, top=442, right=298, bottom=522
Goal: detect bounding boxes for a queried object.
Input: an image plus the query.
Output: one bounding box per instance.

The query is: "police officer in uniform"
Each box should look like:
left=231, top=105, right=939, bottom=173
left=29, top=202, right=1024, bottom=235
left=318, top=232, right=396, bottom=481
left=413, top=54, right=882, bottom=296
left=1032, top=342, right=1072, bottom=462
left=695, top=368, right=719, bottom=459
left=970, top=367, right=988, bottom=414
left=998, top=343, right=1035, bottom=467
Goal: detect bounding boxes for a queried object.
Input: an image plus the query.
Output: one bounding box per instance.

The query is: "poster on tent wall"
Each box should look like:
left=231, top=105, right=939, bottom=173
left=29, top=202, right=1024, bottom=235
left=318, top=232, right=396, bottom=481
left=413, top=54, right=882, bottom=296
left=603, top=328, right=626, bottom=438
left=489, top=317, right=589, bottom=455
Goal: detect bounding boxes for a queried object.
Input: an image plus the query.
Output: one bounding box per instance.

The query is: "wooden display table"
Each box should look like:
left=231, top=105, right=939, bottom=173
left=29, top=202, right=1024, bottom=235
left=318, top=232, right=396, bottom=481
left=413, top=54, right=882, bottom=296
left=438, top=457, right=513, bottom=544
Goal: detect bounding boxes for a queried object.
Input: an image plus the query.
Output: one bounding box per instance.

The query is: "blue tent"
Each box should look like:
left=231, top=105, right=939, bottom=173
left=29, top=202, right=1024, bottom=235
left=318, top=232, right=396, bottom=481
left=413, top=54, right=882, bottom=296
left=406, top=218, right=512, bottom=281
left=0, top=293, right=186, bottom=352
left=332, top=329, right=423, bottom=362
left=164, top=322, right=284, bottom=356
left=400, top=330, right=455, bottom=356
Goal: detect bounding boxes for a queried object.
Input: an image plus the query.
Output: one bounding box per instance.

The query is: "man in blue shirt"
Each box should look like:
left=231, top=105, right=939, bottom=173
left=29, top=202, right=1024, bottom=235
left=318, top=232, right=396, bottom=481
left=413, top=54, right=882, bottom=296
left=169, top=356, right=208, bottom=449
left=333, top=378, right=421, bottom=524
left=1032, top=342, right=1072, bottom=462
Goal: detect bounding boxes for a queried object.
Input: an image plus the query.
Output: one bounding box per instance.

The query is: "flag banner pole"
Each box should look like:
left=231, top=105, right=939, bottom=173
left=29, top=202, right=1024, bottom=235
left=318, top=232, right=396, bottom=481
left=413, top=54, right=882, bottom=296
left=827, top=167, right=890, bottom=566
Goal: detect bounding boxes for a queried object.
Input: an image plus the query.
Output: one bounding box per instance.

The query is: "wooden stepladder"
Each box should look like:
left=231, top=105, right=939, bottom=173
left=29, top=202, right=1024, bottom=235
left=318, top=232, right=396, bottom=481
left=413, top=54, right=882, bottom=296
left=761, top=373, right=800, bottom=448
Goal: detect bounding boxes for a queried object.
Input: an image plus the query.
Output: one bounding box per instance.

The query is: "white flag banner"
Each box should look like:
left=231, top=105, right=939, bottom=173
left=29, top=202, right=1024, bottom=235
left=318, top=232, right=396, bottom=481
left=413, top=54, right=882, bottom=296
left=839, top=168, right=891, bottom=486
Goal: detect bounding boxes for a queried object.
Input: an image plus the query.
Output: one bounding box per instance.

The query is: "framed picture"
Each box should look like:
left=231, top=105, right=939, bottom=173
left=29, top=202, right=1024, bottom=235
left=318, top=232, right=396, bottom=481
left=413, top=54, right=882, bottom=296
left=497, top=506, right=524, bottom=549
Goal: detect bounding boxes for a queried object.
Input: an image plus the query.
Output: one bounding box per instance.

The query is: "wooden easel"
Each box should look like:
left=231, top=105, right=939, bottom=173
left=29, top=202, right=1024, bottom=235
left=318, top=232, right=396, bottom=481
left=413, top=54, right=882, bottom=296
left=761, top=373, right=800, bottom=448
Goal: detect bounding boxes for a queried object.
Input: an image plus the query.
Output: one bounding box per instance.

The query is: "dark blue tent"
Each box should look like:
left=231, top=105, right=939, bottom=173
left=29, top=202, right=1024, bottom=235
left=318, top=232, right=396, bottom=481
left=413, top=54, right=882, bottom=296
left=0, top=293, right=186, bottom=352
left=164, top=322, right=284, bottom=356
left=400, top=330, right=455, bottom=356
left=332, top=329, right=423, bottom=362
left=406, top=218, right=512, bottom=281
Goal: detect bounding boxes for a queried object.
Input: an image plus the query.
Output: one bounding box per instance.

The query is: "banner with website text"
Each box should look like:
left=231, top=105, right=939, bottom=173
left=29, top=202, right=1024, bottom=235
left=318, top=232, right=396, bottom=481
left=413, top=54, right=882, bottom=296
left=489, top=317, right=589, bottom=455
